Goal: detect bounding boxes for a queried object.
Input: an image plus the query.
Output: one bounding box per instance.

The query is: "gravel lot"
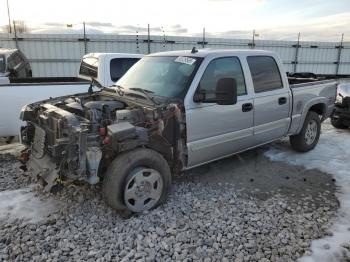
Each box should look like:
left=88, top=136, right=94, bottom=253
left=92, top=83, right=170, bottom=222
left=0, top=141, right=341, bottom=262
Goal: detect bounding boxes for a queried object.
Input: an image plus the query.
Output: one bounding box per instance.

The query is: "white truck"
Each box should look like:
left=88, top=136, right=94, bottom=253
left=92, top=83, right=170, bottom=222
left=0, top=53, right=143, bottom=138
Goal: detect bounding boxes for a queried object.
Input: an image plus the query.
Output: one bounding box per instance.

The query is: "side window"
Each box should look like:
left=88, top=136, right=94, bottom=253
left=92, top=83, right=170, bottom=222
left=0, top=55, right=5, bottom=73
left=110, top=58, right=140, bottom=82
left=7, top=55, right=15, bottom=69
left=79, top=57, right=98, bottom=78
left=17, top=51, right=26, bottom=64
left=247, top=56, right=283, bottom=93
left=198, top=57, right=246, bottom=100
left=14, top=53, right=22, bottom=66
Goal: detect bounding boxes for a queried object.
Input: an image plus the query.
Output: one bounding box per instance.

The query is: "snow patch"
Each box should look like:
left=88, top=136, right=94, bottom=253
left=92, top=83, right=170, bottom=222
left=0, top=143, right=25, bottom=157
left=0, top=187, right=61, bottom=223
left=265, top=120, right=350, bottom=261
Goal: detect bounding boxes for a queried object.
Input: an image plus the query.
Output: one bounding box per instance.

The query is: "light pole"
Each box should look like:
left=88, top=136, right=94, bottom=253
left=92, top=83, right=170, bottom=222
left=7, top=0, right=12, bottom=33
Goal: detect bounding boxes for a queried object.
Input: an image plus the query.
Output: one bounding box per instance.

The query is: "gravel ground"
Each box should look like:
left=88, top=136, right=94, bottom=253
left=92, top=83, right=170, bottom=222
left=0, top=144, right=340, bottom=261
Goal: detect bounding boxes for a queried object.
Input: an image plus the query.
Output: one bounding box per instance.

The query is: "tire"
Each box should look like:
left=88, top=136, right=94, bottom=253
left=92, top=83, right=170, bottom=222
left=330, top=116, right=348, bottom=129
left=102, top=148, right=171, bottom=212
left=290, top=111, right=321, bottom=152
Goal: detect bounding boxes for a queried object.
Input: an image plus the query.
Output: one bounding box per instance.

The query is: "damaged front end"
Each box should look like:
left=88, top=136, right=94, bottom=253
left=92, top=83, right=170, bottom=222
left=20, top=92, right=186, bottom=191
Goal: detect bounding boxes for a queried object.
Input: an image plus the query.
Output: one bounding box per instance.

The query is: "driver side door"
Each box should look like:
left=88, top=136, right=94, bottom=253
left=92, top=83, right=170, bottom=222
left=186, top=56, right=254, bottom=167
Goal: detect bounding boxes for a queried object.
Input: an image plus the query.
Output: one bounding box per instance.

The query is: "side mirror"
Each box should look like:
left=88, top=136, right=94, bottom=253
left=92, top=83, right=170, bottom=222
left=215, top=78, right=237, bottom=105
left=193, top=78, right=238, bottom=105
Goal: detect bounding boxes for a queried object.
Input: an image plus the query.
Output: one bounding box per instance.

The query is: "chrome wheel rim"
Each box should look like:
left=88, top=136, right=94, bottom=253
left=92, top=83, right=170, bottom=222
left=305, top=120, right=317, bottom=145
left=124, top=167, right=163, bottom=212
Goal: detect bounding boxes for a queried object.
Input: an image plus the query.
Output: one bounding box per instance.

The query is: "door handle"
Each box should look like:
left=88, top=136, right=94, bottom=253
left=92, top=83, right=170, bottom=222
left=242, top=103, right=253, bottom=112
left=278, top=97, right=287, bottom=105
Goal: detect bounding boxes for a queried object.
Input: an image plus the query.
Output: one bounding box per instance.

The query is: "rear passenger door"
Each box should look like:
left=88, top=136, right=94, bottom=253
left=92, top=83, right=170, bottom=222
left=247, top=56, right=291, bottom=144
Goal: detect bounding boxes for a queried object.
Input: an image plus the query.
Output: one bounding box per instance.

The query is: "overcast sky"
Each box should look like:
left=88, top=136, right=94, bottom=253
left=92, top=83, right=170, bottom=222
left=0, top=0, right=349, bottom=41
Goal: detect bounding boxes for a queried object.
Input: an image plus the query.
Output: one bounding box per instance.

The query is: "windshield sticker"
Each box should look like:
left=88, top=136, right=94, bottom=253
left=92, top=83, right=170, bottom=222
left=175, top=56, right=196, bottom=65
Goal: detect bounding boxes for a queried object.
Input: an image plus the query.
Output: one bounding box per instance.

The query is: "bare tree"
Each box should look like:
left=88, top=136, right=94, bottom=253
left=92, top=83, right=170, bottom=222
left=13, top=20, right=27, bottom=33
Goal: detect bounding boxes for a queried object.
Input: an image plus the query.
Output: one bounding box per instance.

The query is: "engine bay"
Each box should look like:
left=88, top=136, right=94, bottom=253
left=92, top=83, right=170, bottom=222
left=20, top=92, right=186, bottom=190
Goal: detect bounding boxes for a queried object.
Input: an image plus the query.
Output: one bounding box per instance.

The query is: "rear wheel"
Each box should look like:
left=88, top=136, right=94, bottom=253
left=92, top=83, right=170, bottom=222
left=290, top=111, right=321, bottom=152
left=330, top=116, right=348, bottom=129
left=102, top=148, right=171, bottom=213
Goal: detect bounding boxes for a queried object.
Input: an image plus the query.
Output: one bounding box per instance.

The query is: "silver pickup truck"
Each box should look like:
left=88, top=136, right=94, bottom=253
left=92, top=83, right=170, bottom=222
left=20, top=49, right=337, bottom=213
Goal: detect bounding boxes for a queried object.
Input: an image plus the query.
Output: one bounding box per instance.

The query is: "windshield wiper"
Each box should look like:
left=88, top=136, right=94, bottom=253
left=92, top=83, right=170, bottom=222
left=128, top=88, right=159, bottom=105
left=129, top=87, right=154, bottom=94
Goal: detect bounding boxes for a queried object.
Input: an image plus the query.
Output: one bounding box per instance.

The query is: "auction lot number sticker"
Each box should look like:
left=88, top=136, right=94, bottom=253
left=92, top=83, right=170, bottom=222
left=175, top=56, right=196, bottom=65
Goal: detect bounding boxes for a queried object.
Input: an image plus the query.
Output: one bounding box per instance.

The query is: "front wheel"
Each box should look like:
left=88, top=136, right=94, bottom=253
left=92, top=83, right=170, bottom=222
left=290, top=111, right=321, bottom=152
left=102, top=148, right=171, bottom=213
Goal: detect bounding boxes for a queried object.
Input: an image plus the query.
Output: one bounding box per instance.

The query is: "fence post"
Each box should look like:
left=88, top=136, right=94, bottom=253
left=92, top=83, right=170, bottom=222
left=293, top=32, right=300, bottom=73
left=136, top=25, right=139, bottom=53
left=335, top=33, right=344, bottom=76
left=83, top=22, right=88, bottom=54
left=202, top=27, right=206, bottom=48
left=147, top=24, right=151, bottom=54
left=13, top=21, right=19, bottom=50
left=162, top=27, right=166, bottom=49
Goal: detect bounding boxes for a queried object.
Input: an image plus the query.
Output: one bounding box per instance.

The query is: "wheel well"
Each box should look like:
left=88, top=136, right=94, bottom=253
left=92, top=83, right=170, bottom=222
left=309, top=103, right=325, bottom=118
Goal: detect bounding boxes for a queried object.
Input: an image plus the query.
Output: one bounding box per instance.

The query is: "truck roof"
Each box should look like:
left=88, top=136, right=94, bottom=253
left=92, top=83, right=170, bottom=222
left=148, top=49, right=275, bottom=58
left=0, top=48, right=17, bottom=56
left=83, top=53, right=144, bottom=59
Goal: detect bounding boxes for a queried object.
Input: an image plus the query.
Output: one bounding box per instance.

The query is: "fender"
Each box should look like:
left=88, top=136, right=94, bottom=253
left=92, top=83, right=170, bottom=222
left=295, top=97, right=327, bottom=134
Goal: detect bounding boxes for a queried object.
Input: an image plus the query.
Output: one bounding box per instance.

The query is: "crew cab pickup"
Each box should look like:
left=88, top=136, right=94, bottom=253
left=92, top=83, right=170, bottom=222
left=0, top=52, right=143, bottom=137
left=20, top=49, right=337, bottom=213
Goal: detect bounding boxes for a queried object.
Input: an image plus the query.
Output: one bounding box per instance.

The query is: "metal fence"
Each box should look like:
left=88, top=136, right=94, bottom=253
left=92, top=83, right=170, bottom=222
left=0, top=33, right=349, bottom=77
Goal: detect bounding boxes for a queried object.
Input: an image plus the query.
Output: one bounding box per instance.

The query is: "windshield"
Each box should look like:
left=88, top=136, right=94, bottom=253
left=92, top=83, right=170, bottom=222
left=116, top=56, right=202, bottom=98
left=0, top=55, right=5, bottom=73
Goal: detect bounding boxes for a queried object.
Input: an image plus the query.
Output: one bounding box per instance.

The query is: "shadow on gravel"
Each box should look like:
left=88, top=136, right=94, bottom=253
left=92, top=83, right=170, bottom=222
left=176, top=145, right=338, bottom=209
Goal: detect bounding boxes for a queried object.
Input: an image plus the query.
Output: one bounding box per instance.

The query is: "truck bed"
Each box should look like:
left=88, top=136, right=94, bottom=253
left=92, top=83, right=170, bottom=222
left=290, top=79, right=336, bottom=89
left=288, top=79, right=337, bottom=135
left=0, top=81, right=94, bottom=137
left=6, top=77, right=89, bottom=85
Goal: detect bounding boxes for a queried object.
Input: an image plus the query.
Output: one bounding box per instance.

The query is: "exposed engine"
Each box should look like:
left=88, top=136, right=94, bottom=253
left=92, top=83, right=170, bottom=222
left=20, top=92, right=185, bottom=191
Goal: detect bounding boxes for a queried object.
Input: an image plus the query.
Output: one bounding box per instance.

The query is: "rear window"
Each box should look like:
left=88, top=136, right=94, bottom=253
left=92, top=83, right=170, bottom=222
left=110, top=58, right=140, bottom=82
left=247, top=56, right=283, bottom=93
left=0, top=55, right=5, bottom=73
left=79, top=57, right=98, bottom=78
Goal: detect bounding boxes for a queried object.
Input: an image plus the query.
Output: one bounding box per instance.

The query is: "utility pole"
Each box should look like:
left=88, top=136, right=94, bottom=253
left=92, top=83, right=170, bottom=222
left=335, top=33, right=344, bottom=76
left=293, top=32, right=301, bottom=73
left=7, top=0, right=12, bottom=33
left=147, top=24, right=151, bottom=54
left=251, top=29, right=256, bottom=49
